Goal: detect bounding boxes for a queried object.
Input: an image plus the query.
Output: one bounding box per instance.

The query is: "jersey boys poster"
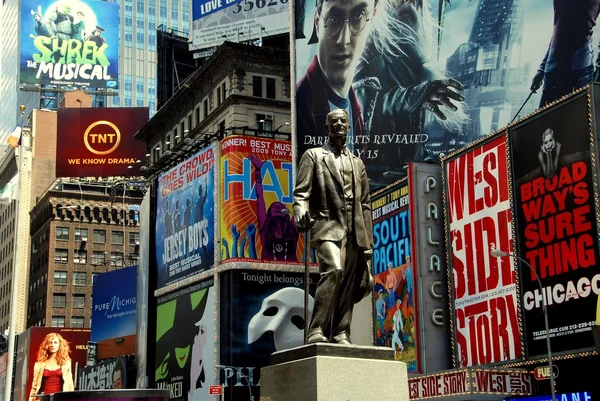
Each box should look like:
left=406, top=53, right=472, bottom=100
left=20, top=0, right=119, bottom=88
left=510, top=95, right=600, bottom=357
left=445, top=135, right=522, bottom=367
left=371, top=179, right=418, bottom=372
left=220, top=136, right=308, bottom=264
left=156, top=145, right=216, bottom=289
left=155, top=280, right=215, bottom=401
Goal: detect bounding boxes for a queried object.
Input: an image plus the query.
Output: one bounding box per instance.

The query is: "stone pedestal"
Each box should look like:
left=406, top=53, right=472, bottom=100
left=260, top=343, right=409, bottom=401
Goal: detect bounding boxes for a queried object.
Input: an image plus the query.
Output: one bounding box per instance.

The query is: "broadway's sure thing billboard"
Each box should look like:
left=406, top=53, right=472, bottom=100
left=294, top=1, right=594, bottom=185
left=91, top=265, right=136, bottom=342
left=445, top=134, right=522, bottom=367
left=20, top=0, right=119, bottom=88
left=510, top=95, right=600, bottom=357
left=156, top=280, right=215, bottom=401
left=156, top=145, right=215, bottom=289
left=371, top=179, right=419, bottom=372
left=220, top=136, right=310, bottom=264
left=220, top=270, right=318, bottom=401
left=191, top=0, right=288, bottom=50
left=56, top=108, right=148, bottom=177
left=78, top=357, right=127, bottom=389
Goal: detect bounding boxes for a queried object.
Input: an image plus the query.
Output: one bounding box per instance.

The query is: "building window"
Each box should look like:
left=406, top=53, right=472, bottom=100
left=203, top=100, right=208, bottom=118
left=111, top=231, right=124, bottom=245
left=129, top=232, right=140, bottom=246
left=72, top=295, right=85, bottom=309
left=93, top=230, right=106, bottom=244
left=111, top=252, right=124, bottom=267
left=73, top=250, right=87, bottom=264
left=54, top=271, right=67, bottom=285
left=187, top=115, right=192, bottom=132
left=222, top=82, right=227, bottom=100
left=51, top=316, right=65, bottom=328
left=56, top=227, right=69, bottom=241
left=73, top=272, right=86, bottom=286
left=266, top=78, right=276, bottom=99
left=71, top=316, right=85, bottom=328
left=53, top=293, right=67, bottom=308
left=195, top=107, right=200, bottom=126
left=75, top=228, right=88, bottom=242
left=180, top=122, right=185, bottom=139
left=54, top=249, right=68, bottom=264
left=256, top=114, right=273, bottom=131
left=253, top=76, right=263, bottom=97
left=92, top=251, right=106, bottom=266
left=217, top=87, right=222, bottom=105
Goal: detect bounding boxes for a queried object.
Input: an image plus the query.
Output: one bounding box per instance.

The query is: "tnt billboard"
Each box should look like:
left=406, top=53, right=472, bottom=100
left=56, top=108, right=148, bottom=177
left=20, top=0, right=119, bottom=88
left=444, top=134, right=523, bottom=367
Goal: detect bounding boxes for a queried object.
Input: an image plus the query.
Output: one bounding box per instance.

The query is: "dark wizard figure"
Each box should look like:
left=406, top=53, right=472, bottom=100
left=293, top=108, right=374, bottom=344
left=531, top=0, right=600, bottom=107
left=85, top=26, right=106, bottom=47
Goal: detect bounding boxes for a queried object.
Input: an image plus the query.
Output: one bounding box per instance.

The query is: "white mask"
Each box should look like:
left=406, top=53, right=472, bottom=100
left=248, top=287, right=314, bottom=351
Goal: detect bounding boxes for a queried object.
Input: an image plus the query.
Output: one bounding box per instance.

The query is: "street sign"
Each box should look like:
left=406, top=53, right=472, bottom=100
left=209, top=385, right=223, bottom=395
left=533, top=365, right=559, bottom=380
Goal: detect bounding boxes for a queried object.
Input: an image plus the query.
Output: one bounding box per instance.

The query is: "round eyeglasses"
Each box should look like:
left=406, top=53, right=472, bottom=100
left=323, top=10, right=373, bottom=38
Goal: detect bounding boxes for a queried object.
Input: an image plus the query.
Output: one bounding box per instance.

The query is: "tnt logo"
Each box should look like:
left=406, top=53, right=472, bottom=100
left=84, top=121, right=121, bottom=155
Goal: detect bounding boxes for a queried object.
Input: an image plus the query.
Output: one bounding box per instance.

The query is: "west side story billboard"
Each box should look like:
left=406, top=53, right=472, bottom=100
left=510, top=94, right=600, bottom=358
left=444, top=134, right=522, bottom=367
left=293, top=0, right=598, bottom=185
left=156, top=145, right=216, bottom=290
left=20, top=0, right=119, bottom=88
left=191, top=0, right=289, bottom=50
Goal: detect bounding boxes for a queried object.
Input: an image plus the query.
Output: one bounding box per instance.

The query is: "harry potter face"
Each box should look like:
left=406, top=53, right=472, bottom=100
left=327, top=109, right=349, bottom=148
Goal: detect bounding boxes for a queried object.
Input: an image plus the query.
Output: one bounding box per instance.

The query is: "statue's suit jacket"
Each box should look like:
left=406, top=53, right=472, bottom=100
left=293, top=143, right=373, bottom=250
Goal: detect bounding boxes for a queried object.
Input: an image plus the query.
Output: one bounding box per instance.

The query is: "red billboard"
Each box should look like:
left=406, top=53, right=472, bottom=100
left=14, top=327, right=90, bottom=401
left=444, top=134, right=522, bottom=367
left=56, top=108, right=148, bottom=178
left=510, top=95, right=600, bottom=357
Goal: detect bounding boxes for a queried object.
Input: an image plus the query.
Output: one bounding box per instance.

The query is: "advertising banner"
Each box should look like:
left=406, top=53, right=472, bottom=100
left=20, top=0, right=119, bottom=88
left=220, top=136, right=310, bottom=264
left=155, top=280, right=215, bottom=401
left=408, top=368, right=533, bottom=399
left=445, top=134, right=522, bottom=367
left=510, top=95, right=600, bottom=357
left=371, top=179, right=418, bottom=372
left=14, top=328, right=90, bottom=401
left=219, top=269, right=319, bottom=401
left=294, top=0, right=598, bottom=185
left=78, top=357, right=127, bottom=389
left=408, top=163, right=450, bottom=373
left=0, top=354, right=7, bottom=401
left=91, top=265, right=137, bottom=342
left=191, top=0, right=288, bottom=50
left=55, top=108, right=148, bottom=178
left=156, top=145, right=216, bottom=289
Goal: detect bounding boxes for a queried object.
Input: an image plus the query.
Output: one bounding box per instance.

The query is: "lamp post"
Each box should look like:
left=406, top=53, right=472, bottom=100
left=490, top=249, right=556, bottom=401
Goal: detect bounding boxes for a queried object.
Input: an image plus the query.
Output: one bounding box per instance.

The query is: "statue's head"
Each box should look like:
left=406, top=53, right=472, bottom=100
left=326, top=108, right=349, bottom=150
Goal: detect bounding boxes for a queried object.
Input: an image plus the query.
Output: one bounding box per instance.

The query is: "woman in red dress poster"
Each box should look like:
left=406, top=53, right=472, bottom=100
left=29, top=333, right=74, bottom=400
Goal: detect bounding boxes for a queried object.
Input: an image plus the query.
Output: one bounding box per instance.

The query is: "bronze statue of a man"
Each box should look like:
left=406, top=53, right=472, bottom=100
left=293, top=109, right=374, bottom=345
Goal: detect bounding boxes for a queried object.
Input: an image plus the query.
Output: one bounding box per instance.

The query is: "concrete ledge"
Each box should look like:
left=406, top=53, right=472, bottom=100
left=261, top=344, right=408, bottom=401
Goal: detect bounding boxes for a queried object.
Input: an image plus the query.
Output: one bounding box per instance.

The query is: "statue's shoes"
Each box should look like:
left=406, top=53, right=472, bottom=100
left=331, top=332, right=351, bottom=345
left=307, top=329, right=329, bottom=344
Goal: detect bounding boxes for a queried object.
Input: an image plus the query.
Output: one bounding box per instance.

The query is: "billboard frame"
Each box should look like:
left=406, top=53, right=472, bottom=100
left=508, top=86, right=600, bottom=359
left=441, top=130, right=525, bottom=368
